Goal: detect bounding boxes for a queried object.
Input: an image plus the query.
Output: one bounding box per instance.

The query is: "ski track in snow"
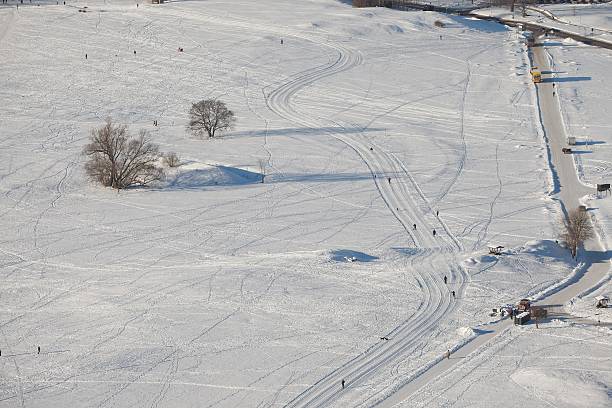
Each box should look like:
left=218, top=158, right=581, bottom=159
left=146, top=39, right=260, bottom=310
left=259, top=24, right=468, bottom=408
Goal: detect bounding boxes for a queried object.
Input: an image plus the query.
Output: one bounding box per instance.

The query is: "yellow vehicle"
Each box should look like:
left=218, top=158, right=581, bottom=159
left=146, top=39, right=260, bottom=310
left=531, top=68, right=542, bottom=83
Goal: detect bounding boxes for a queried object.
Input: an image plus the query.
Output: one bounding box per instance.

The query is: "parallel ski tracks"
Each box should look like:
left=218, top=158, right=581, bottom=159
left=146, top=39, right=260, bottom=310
left=262, top=33, right=467, bottom=408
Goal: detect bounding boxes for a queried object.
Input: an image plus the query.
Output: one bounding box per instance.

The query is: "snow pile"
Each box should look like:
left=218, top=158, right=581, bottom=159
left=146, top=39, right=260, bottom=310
left=165, top=162, right=261, bottom=189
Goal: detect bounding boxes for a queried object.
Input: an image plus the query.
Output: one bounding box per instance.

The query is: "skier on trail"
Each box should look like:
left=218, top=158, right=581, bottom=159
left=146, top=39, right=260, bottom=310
left=433, top=229, right=436, bottom=236
left=444, top=275, right=447, bottom=284
left=37, top=346, right=40, bottom=354
left=436, top=210, right=439, bottom=216
left=341, top=379, right=345, bottom=389
left=451, top=290, right=456, bottom=299
left=388, top=177, right=391, bottom=184
left=413, top=223, right=416, bottom=230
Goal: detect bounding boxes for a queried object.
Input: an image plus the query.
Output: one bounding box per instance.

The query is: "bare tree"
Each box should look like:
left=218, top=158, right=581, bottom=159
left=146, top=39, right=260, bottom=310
left=561, top=208, right=594, bottom=258
left=83, top=119, right=164, bottom=189
left=188, top=99, right=236, bottom=138
left=164, top=152, right=180, bottom=168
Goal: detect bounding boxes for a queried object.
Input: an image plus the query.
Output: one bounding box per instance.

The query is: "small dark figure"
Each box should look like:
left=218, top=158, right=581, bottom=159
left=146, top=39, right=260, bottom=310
left=137, top=3, right=139, bottom=7
left=369, top=147, right=373, bottom=151
left=0, top=349, right=2, bottom=356
left=37, top=346, right=40, bottom=354
left=439, top=35, right=442, bottom=40
left=553, top=91, right=555, bottom=96
left=380, top=336, right=389, bottom=341
left=134, top=50, right=136, bottom=55
left=436, top=210, right=439, bottom=216
left=443, top=275, right=447, bottom=284
left=451, top=290, right=456, bottom=298
left=433, top=229, right=436, bottom=236
left=341, top=379, right=345, bottom=389
left=446, top=349, right=451, bottom=359
left=387, top=177, right=391, bottom=184
left=413, top=223, right=416, bottom=230
left=280, top=38, right=284, bottom=45
left=85, top=53, right=87, bottom=59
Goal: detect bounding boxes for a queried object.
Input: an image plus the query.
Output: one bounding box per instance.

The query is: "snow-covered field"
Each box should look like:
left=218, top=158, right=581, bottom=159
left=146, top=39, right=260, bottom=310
left=398, top=320, right=612, bottom=408
left=0, top=0, right=608, bottom=406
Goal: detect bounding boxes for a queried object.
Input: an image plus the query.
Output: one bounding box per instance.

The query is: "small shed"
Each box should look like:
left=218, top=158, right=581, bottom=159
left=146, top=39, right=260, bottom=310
left=514, top=311, right=530, bottom=325
left=595, top=296, right=609, bottom=308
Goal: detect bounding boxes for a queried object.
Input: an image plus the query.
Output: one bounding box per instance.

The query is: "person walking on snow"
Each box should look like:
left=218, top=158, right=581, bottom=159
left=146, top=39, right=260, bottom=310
left=341, top=379, right=345, bottom=389
left=387, top=177, right=391, bottom=184
left=444, top=275, right=447, bottom=284
left=433, top=229, right=436, bottom=237
left=451, top=290, right=456, bottom=299
left=445, top=349, right=451, bottom=359
left=436, top=210, right=439, bottom=216
left=413, top=223, right=417, bottom=230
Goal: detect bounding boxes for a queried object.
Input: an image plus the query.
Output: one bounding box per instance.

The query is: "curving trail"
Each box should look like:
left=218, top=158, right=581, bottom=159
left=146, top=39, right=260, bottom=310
left=262, top=30, right=467, bottom=408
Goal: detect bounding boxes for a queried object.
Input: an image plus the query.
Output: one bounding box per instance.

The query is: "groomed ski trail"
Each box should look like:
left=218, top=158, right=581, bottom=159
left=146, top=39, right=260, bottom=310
left=262, top=33, right=467, bottom=407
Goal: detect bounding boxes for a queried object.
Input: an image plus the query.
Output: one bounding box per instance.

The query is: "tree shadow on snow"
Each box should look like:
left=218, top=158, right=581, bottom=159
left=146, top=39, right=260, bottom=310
left=574, top=140, right=605, bottom=146
left=226, top=126, right=384, bottom=140
left=269, top=172, right=374, bottom=184
left=541, top=76, right=591, bottom=83
left=580, top=248, right=612, bottom=265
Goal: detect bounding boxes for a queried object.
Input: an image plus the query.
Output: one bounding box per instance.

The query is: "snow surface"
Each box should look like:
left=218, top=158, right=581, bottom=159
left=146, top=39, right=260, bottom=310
left=475, top=4, right=612, bottom=44
left=398, top=320, right=612, bottom=408
left=0, top=1, right=608, bottom=407
left=539, top=34, right=612, bottom=325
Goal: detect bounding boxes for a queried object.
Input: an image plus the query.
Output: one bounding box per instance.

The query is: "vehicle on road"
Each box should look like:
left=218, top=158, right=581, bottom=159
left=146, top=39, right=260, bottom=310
left=531, top=67, right=542, bottom=83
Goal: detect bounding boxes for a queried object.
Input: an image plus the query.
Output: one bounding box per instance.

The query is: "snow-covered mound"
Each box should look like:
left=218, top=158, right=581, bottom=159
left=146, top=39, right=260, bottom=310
left=165, top=162, right=261, bottom=189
